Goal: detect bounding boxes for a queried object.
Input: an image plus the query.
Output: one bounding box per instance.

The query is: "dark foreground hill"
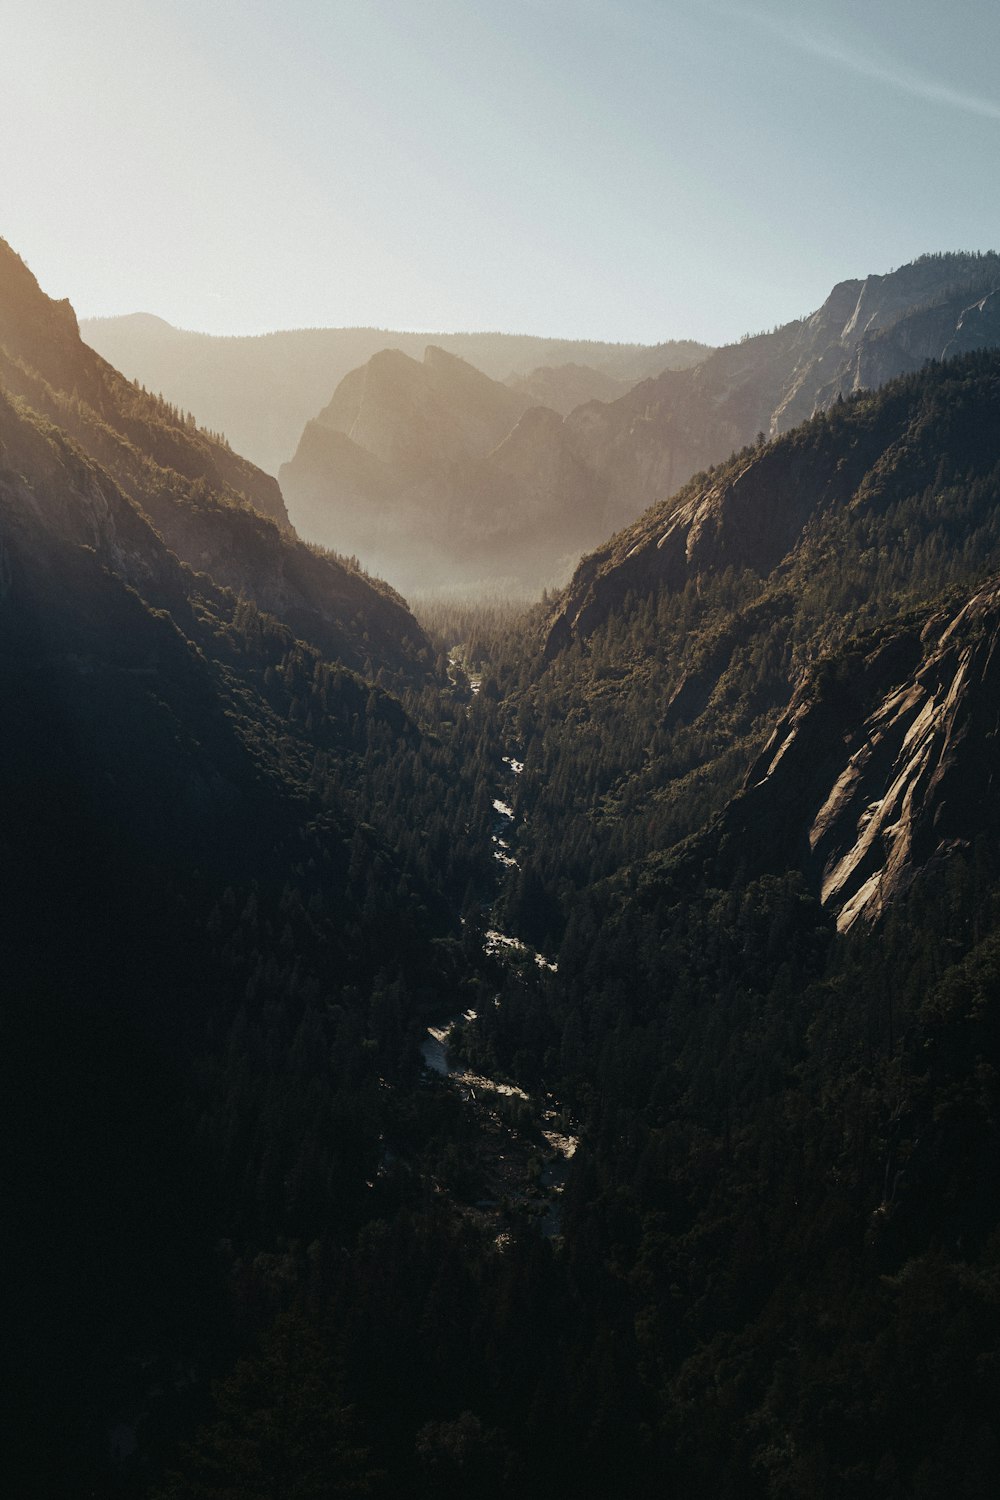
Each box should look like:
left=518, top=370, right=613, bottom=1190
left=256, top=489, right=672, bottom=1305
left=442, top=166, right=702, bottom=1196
left=0, top=241, right=501, bottom=1495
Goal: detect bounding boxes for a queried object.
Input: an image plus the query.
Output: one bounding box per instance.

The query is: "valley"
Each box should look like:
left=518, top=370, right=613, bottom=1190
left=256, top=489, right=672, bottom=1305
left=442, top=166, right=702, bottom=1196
left=6, top=234, right=1000, bottom=1499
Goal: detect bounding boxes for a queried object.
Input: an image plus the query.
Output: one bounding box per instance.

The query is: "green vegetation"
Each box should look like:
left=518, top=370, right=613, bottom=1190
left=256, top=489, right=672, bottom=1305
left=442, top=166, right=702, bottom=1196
left=7, top=240, right=1000, bottom=1498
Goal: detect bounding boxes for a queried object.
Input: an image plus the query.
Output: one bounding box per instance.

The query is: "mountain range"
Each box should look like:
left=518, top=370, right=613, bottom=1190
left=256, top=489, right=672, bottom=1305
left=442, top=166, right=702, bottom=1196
left=10, top=230, right=1000, bottom=1498
left=278, top=252, right=1000, bottom=597
left=80, top=313, right=708, bottom=477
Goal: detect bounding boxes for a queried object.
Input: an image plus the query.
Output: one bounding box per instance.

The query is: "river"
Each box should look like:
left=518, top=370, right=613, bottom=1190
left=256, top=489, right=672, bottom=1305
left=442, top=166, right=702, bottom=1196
left=420, top=727, right=576, bottom=1236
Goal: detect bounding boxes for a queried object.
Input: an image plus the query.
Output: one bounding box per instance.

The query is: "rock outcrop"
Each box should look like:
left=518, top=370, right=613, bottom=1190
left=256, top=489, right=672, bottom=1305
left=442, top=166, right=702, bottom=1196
left=725, top=583, right=1000, bottom=930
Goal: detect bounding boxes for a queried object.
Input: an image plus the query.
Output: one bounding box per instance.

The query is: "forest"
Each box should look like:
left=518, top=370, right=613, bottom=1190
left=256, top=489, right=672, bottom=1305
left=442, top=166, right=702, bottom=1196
left=5, top=237, right=1000, bottom=1499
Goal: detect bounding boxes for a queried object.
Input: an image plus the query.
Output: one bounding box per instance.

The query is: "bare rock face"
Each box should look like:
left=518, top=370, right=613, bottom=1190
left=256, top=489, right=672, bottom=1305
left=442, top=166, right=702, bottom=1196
left=726, top=584, right=1000, bottom=930
left=320, top=345, right=531, bottom=473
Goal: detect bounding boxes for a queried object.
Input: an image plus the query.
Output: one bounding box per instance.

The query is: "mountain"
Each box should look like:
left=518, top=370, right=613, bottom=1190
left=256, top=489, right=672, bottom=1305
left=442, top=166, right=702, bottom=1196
left=279, top=345, right=610, bottom=595
left=447, top=346, right=1000, bottom=1500
left=553, top=251, right=1000, bottom=528
left=0, top=239, right=428, bottom=677
left=17, top=222, right=1000, bottom=1500
left=1, top=239, right=499, bottom=1491
left=547, top=327, right=1000, bottom=655
left=80, top=312, right=710, bottom=475
left=503, top=361, right=634, bottom=413
left=282, top=252, right=1000, bottom=599
left=488, top=348, right=1000, bottom=955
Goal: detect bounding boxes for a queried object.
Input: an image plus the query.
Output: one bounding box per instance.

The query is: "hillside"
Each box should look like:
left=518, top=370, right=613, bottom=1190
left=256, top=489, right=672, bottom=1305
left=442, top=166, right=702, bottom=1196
left=1, top=241, right=505, bottom=1493
left=554, top=251, right=1000, bottom=527
left=0, top=239, right=430, bottom=677
left=80, top=312, right=709, bottom=475
left=485, top=350, right=1000, bottom=937
left=438, top=347, right=1000, bottom=1496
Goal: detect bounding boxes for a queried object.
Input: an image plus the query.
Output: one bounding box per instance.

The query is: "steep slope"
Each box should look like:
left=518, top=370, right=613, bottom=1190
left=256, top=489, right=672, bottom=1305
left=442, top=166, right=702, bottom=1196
left=697, top=580, right=1000, bottom=930
left=81, top=312, right=709, bottom=474
left=0, top=243, right=286, bottom=526
left=548, top=343, right=1000, bottom=652
left=478, top=351, right=1000, bottom=963
left=0, top=239, right=427, bottom=679
left=315, top=344, right=531, bottom=467
left=559, top=252, right=1000, bottom=531
left=1, top=242, right=503, bottom=1493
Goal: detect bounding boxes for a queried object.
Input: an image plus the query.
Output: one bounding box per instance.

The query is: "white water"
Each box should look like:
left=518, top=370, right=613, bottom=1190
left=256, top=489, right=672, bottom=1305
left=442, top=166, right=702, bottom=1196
left=421, top=670, right=574, bottom=1229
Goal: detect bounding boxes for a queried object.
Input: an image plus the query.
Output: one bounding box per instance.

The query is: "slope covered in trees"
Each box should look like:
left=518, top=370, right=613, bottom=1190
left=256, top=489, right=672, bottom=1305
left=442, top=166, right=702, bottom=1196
left=10, top=236, right=1000, bottom=1500
left=436, top=346, right=1000, bottom=1496
left=0, top=245, right=503, bottom=1494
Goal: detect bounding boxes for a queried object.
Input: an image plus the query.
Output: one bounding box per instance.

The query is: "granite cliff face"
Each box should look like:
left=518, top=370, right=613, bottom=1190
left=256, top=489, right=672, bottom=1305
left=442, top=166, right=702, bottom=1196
left=717, top=582, right=1000, bottom=931
left=316, top=344, right=531, bottom=470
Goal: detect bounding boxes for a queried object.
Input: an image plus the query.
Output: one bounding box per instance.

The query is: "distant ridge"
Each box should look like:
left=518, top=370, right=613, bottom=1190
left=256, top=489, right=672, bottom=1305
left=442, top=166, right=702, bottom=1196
left=80, top=314, right=709, bottom=474
left=280, top=252, right=1000, bottom=597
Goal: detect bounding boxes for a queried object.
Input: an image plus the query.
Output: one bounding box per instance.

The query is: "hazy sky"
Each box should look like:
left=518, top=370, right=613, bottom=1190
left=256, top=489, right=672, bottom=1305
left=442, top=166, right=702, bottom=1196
left=2, top=0, right=999, bottom=343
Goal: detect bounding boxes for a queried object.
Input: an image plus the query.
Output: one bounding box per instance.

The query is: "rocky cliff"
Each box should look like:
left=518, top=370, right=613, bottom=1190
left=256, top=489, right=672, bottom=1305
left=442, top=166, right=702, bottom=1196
left=710, top=581, right=1000, bottom=930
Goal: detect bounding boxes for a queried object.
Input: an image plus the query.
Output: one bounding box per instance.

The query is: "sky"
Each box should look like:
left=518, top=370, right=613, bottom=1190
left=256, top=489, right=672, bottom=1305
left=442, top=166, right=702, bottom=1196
left=2, top=0, right=999, bottom=345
